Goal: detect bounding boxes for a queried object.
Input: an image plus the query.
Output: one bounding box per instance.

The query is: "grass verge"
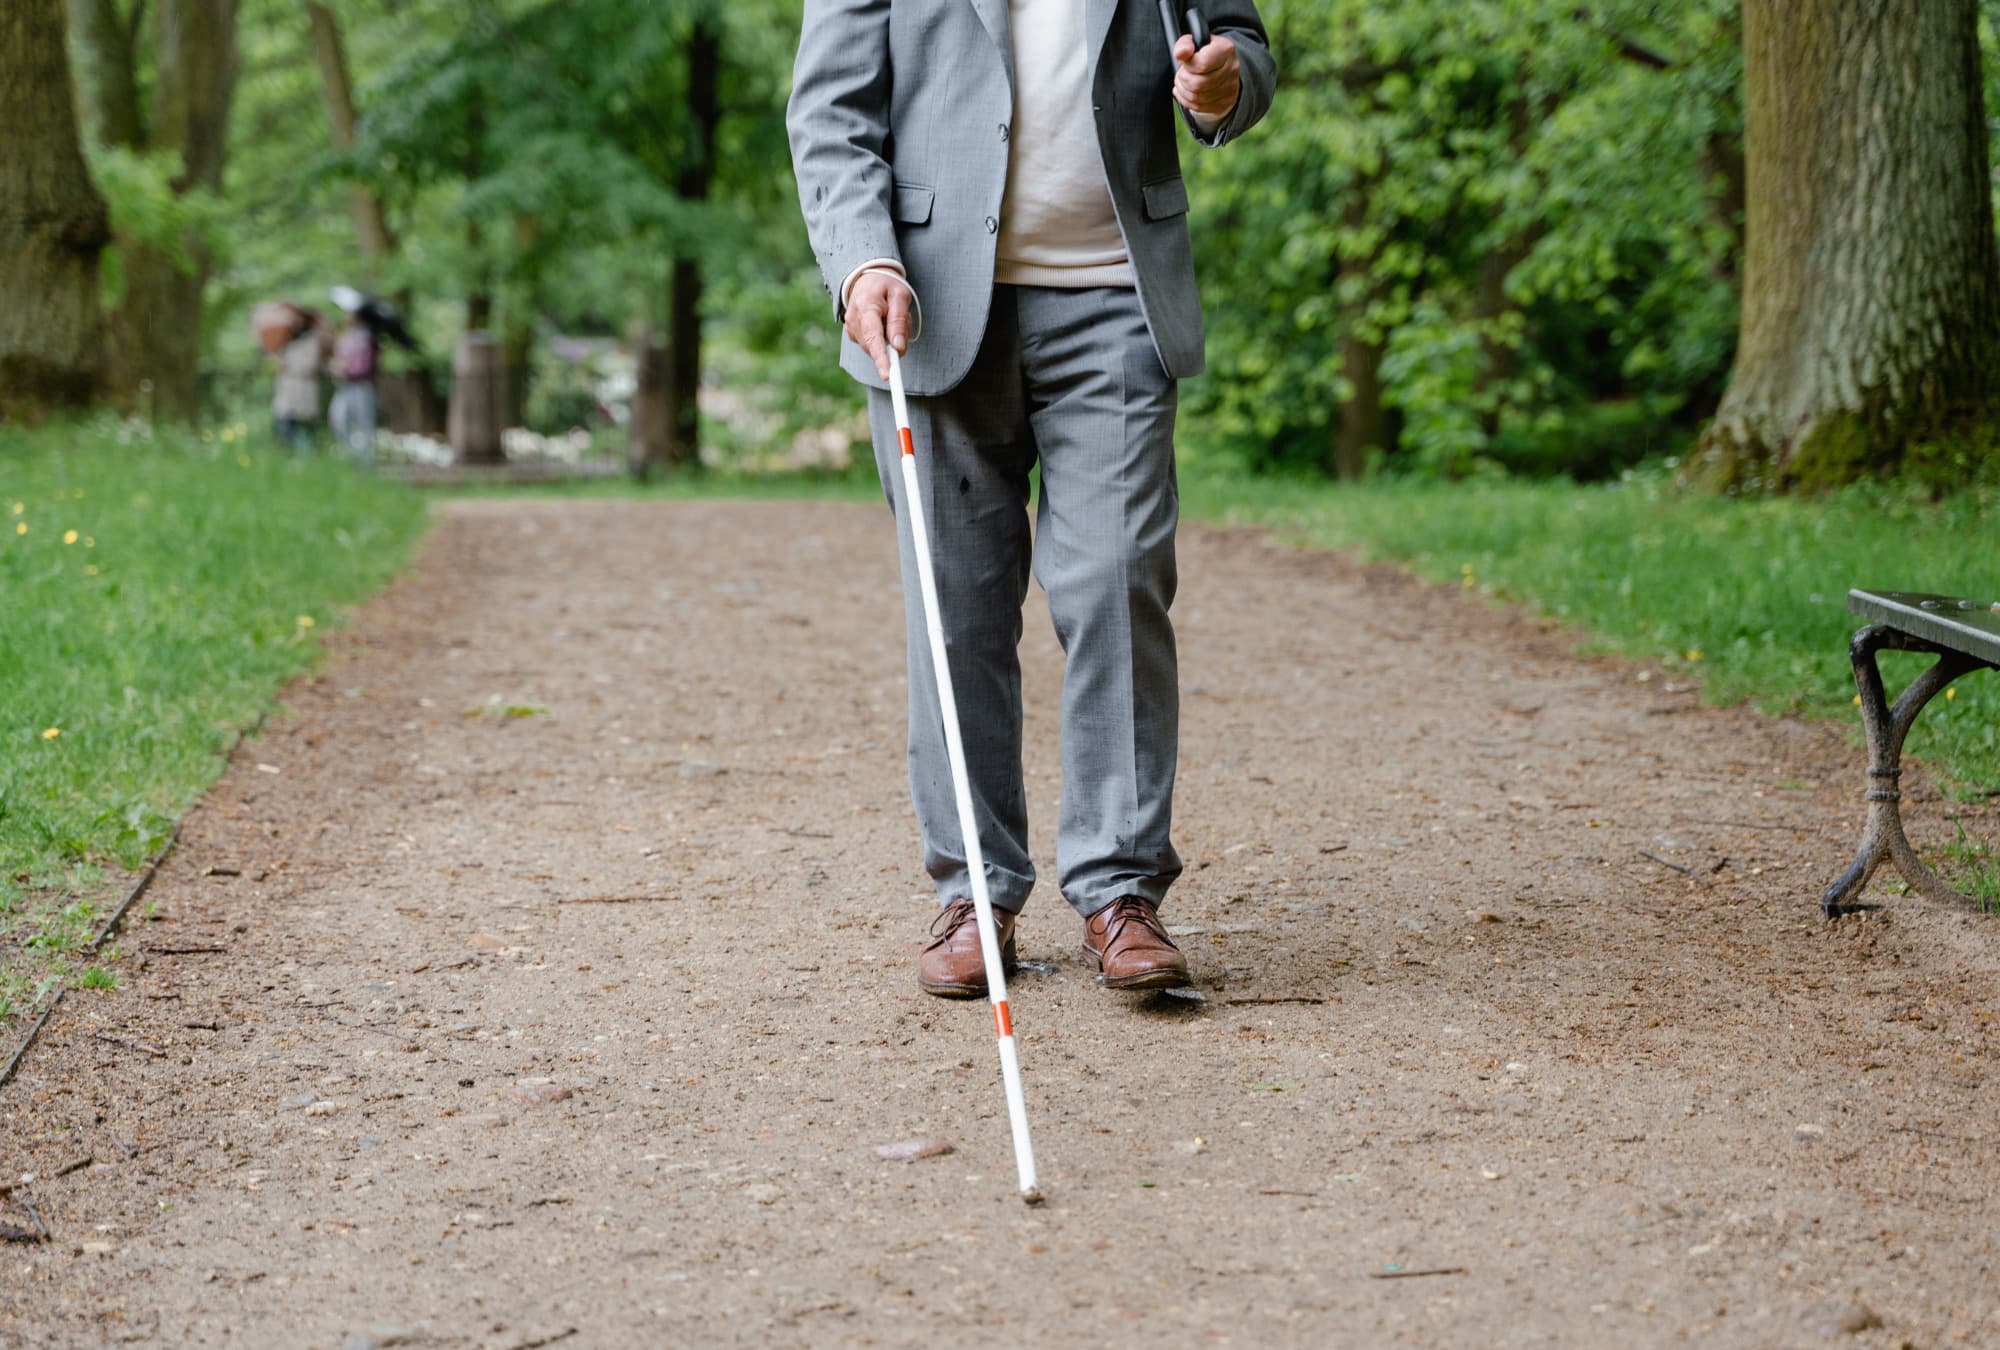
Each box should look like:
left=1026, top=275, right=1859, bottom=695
left=1, top=417, right=427, bottom=1020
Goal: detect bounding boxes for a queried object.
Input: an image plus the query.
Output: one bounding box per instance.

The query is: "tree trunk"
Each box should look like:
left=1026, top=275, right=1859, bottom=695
left=102, top=0, right=239, bottom=422
left=1471, top=240, right=1530, bottom=440
left=0, top=0, right=112, bottom=418
left=66, top=0, right=144, bottom=149
left=448, top=332, right=504, bottom=463
left=1697, top=0, right=2000, bottom=488
left=1333, top=318, right=1389, bottom=480
left=464, top=93, right=492, bottom=333
left=640, top=16, right=722, bottom=475
left=305, top=0, right=394, bottom=283
left=627, top=335, right=670, bottom=472
left=1331, top=182, right=1391, bottom=478
left=1473, top=81, right=1541, bottom=440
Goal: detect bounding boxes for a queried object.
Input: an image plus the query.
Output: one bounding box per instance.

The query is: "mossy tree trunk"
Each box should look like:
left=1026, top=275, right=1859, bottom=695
left=1332, top=167, right=1391, bottom=480
left=0, top=0, right=111, bottom=419
left=636, top=15, right=721, bottom=477
left=72, top=0, right=240, bottom=423
left=1696, top=0, right=2000, bottom=489
left=306, top=0, right=395, bottom=284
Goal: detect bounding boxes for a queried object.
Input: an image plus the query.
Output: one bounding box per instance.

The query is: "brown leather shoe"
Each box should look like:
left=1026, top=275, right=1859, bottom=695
left=1081, top=897, right=1190, bottom=990
left=918, top=898, right=1018, bottom=998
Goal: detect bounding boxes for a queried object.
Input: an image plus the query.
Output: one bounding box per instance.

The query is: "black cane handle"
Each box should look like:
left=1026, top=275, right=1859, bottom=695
left=1185, top=5, right=1210, bottom=50
left=1160, top=1, right=1212, bottom=61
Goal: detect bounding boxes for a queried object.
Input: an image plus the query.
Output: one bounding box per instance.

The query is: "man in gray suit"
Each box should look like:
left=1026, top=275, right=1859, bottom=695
left=788, top=1, right=1274, bottom=997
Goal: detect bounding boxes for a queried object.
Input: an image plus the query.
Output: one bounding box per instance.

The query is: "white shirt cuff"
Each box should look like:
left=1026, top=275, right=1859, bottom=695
left=1190, top=108, right=1227, bottom=135
left=840, top=258, right=904, bottom=311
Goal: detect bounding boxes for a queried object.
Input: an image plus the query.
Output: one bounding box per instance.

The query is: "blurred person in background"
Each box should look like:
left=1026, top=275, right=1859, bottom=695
left=329, top=310, right=380, bottom=461
left=272, top=307, right=325, bottom=453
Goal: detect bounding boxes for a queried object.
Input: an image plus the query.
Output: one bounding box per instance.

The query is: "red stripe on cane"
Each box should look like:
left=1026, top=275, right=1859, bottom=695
left=994, top=1001, right=1013, bottom=1038
left=898, top=427, right=915, bottom=458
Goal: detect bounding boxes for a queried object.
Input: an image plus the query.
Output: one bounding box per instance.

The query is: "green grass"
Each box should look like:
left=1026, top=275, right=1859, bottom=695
left=1, top=416, right=427, bottom=1019
left=1177, top=465, right=2000, bottom=795
left=1941, top=821, right=2000, bottom=913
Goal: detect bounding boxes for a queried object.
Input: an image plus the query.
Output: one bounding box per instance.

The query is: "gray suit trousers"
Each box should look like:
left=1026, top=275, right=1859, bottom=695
left=869, top=285, right=1182, bottom=919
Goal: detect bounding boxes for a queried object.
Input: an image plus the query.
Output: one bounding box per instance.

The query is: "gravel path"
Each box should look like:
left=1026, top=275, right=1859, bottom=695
left=4, top=498, right=1999, bottom=1348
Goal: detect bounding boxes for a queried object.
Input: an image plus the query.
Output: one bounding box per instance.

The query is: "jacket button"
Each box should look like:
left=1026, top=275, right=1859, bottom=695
left=985, top=216, right=998, bottom=234
left=999, top=122, right=1010, bottom=141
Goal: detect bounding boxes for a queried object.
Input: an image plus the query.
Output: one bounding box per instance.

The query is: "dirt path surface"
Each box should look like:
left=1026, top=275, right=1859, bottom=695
left=5, top=498, right=2000, bottom=1348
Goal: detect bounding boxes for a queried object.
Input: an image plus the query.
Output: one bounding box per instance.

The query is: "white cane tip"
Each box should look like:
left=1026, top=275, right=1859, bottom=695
left=1021, top=1186, right=1046, bottom=1206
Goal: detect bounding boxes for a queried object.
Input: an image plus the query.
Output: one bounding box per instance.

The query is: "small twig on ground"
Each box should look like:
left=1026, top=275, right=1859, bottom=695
left=1673, top=815, right=1817, bottom=834
left=781, top=828, right=834, bottom=839
left=0, top=1221, right=43, bottom=1244
left=1368, top=1267, right=1466, bottom=1280
left=1223, top=995, right=1328, bottom=1006
left=510, top=1330, right=579, bottom=1350
left=23, top=1202, right=49, bottom=1242
left=1639, top=851, right=1708, bottom=885
left=1257, top=1188, right=1319, bottom=1197
left=108, top=1133, right=137, bottom=1160
left=145, top=945, right=227, bottom=956
left=54, top=1157, right=92, bottom=1179
left=92, top=1033, right=166, bottom=1059
left=559, top=895, right=677, bottom=905
left=183, top=1021, right=223, bottom=1031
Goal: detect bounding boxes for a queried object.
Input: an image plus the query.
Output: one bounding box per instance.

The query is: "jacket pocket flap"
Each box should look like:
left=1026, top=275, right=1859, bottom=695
left=1141, top=176, right=1189, bottom=220
left=891, top=183, right=935, bottom=224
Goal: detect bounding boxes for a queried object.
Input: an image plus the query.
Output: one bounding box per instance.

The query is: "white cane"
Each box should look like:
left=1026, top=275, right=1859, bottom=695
left=887, top=346, right=1044, bottom=1206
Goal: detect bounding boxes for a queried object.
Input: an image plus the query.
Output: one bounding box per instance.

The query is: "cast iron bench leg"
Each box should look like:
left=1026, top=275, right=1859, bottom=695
left=1821, top=625, right=1988, bottom=917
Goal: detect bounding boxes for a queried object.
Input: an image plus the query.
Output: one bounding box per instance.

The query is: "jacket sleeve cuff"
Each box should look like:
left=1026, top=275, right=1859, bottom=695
left=1185, top=95, right=1240, bottom=146
left=838, top=257, right=905, bottom=315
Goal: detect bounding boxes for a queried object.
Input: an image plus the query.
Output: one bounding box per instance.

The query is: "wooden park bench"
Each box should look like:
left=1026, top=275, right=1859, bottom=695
left=1823, top=590, right=2000, bottom=917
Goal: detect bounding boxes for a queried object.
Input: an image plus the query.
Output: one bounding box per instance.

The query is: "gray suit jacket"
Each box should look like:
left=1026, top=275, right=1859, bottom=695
left=787, top=0, right=1273, bottom=396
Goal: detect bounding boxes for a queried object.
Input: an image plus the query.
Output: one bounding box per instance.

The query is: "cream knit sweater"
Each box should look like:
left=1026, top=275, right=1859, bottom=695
left=993, top=0, right=1134, bottom=288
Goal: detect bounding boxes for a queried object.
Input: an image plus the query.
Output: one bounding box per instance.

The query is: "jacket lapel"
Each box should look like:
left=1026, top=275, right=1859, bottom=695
left=1086, top=0, right=1119, bottom=75
left=967, top=0, right=1013, bottom=88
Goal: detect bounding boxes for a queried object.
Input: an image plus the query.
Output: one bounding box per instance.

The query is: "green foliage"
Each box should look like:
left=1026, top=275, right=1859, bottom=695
left=1183, top=0, right=1744, bottom=479
left=0, top=417, right=426, bottom=1019
left=87, top=147, right=232, bottom=306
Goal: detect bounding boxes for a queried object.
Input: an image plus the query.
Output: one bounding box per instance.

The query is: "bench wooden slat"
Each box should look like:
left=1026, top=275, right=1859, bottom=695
left=1848, top=589, right=2000, bottom=665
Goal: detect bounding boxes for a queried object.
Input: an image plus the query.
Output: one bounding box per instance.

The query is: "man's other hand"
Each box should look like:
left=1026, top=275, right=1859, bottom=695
left=846, top=271, right=914, bottom=379
left=1172, top=34, right=1239, bottom=119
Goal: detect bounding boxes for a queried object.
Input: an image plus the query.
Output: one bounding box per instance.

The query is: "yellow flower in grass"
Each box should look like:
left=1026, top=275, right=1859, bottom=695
left=42, top=727, right=60, bottom=741
left=1684, top=648, right=1703, bottom=663
left=9, top=502, right=21, bottom=515
left=14, top=522, right=25, bottom=536
left=296, top=614, right=316, bottom=630
left=1946, top=687, right=1956, bottom=701
left=84, top=537, right=95, bottom=548
left=84, top=564, right=100, bottom=577
left=63, top=530, right=77, bottom=545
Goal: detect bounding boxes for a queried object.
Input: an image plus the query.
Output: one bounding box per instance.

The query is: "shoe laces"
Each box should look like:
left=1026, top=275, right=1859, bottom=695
left=1099, top=896, right=1158, bottom=944
left=926, top=898, right=979, bottom=948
